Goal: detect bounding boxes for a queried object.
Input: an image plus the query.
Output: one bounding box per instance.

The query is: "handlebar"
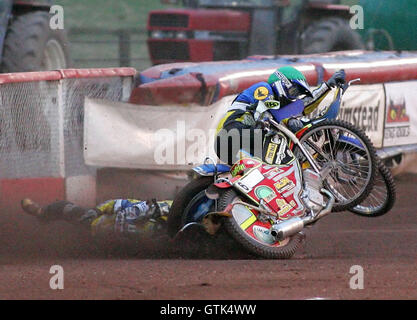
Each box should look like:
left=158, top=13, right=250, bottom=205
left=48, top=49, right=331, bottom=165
left=257, top=77, right=361, bottom=129
left=341, top=78, right=361, bottom=94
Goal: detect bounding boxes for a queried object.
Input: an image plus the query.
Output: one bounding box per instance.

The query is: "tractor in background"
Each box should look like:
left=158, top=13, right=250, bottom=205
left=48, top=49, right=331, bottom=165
left=0, top=0, right=70, bottom=72
left=147, top=0, right=364, bottom=64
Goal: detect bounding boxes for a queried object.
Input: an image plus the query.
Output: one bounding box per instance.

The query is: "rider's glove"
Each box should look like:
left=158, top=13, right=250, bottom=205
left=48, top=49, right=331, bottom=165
left=287, top=118, right=304, bottom=133
left=78, top=208, right=100, bottom=224
left=255, top=116, right=270, bottom=130
left=241, top=113, right=256, bottom=127
left=326, top=69, right=346, bottom=88
left=255, top=116, right=277, bottom=138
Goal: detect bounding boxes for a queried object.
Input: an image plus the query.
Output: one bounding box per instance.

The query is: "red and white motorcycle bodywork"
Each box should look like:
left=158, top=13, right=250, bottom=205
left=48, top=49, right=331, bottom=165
left=212, top=152, right=331, bottom=240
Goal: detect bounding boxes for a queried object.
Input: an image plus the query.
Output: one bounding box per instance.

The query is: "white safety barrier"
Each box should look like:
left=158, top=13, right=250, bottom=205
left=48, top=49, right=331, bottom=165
left=84, top=84, right=388, bottom=169
left=85, top=80, right=417, bottom=201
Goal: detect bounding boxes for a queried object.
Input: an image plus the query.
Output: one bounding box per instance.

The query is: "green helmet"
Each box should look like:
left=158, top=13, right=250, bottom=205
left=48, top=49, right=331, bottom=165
left=268, top=66, right=313, bottom=100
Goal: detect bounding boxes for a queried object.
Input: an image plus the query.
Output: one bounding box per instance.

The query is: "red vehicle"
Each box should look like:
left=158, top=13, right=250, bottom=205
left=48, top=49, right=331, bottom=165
left=147, top=0, right=363, bottom=65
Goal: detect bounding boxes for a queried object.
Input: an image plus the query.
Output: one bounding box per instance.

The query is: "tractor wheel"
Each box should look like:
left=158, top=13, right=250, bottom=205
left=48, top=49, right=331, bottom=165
left=1, top=11, right=70, bottom=72
left=300, top=17, right=364, bottom=54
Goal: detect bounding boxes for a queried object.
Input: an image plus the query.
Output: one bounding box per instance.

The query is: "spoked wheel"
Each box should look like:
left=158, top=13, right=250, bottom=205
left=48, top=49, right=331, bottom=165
left=349, top=159, right=396, bottom=217
left=220, top=189, right=304, bottom=259
left=296, top=120, right=377, bottom=212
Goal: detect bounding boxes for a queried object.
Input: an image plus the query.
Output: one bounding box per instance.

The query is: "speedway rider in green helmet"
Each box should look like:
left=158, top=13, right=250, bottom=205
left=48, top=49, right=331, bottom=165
left=215, top=66, right=346, bottom=165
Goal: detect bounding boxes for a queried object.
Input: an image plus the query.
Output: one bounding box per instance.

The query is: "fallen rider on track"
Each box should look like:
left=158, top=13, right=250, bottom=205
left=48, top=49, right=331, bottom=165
left=20, top=197, right=248, bottom=258
left=21, top=198, right=172, bottom=251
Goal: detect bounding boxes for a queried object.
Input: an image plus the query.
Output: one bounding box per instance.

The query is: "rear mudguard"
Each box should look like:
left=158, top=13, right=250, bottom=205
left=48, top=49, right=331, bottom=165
left=215, top=176, right=240, bottom=188
left=205, top=176, right=241, bottom=202
left=192, top=162, right=235, bottom=201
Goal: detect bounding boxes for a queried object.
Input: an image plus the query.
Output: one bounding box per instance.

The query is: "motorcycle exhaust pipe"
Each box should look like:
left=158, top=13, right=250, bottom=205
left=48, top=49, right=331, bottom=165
left=270, top=217, right=305, bottom=241
left=270, top=189, right=335, bottom=241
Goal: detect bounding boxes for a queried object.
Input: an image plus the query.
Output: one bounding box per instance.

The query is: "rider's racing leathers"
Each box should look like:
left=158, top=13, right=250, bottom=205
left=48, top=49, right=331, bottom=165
left=25, top=198, right=171, bottom=237
left=215, top=81, right=331, bottom=165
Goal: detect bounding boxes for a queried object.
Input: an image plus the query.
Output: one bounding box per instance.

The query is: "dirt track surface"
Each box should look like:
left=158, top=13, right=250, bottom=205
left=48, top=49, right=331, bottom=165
left=0, top=173, right=416, bottom=300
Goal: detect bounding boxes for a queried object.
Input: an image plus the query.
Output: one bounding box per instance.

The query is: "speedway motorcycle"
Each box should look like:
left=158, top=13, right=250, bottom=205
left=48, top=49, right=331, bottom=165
left=168, top=80, right=393, bottom=259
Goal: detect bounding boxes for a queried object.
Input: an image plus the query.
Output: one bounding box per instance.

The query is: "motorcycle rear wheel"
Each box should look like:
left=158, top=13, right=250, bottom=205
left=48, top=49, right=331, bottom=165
left=349, top=159, right=396, bottom=217
left=220, top=189, right=304, bottom=259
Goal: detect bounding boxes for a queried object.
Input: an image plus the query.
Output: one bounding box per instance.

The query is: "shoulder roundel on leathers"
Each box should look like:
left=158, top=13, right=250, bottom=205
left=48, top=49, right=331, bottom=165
left=254, top=86, right=270, bottom=100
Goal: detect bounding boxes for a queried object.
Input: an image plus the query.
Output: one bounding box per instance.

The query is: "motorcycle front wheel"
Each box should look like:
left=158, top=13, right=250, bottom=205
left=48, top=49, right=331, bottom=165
left=296, top=119, right=377, bottom=212
left=220, top=189, right=304, bottom=259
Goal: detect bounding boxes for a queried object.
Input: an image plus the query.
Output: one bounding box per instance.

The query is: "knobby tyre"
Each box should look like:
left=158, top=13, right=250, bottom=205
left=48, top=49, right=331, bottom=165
left=220, top=189, right=304, bottom=259
left=349, top=158, right=396, bottom=217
